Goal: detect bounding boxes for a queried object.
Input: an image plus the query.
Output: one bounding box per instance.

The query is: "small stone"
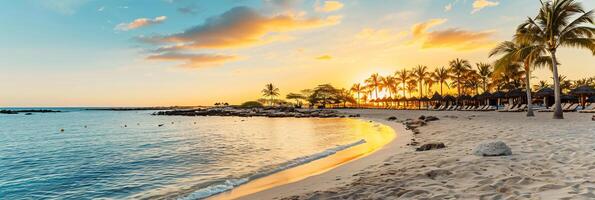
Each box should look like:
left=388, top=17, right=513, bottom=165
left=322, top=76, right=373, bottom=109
left=425, top=169, right=452, bottom=180
left=473, top=140, right=512, bottom=156
left=416, top=142, right=446, bottom=151
left=387, top=116, right=397, bottom=121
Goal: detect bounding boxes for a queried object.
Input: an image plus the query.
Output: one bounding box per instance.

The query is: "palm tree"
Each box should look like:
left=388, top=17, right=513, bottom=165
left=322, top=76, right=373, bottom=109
left=464, top=70, right=482, bottom=96
left=350, top=83, right=364, bottom=107
left=516, top=0, right=595, bottom=119
left=381, top=75, right=395, bottom=99
left=448, top=58, right=472, bottom=101
left=489, top=40, right=549, bottom=117
left=261, top=83, right=280, bottom=106
left=533, top=80, right=551, bottom=91
left=432, top=66, right=450, bottom=96
left=412, top=65, right=429, bottom=98
left=424, top=76, right=436, bottom=96
left=395, top=69, right=410, bottom=99
left=365, top=73, right=381, bottom=101
left=286, top=93, right=305, bottom=107
left=476, top=63, right=493, bottom=93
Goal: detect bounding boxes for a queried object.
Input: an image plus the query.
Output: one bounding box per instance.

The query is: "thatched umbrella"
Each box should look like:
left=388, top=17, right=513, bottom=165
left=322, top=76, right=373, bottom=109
left=506, top=88, right=526, bottom=105
left=492, top=91, right=506, bottom=106
left=477, top=92, right=492, bottom=105
left=443, top=95, right=456, bottom=105
left=570, top=85, right=595, bottom=108
left=535, top=88, right=554, bottom=107
left=431, top=92, right=442, bottom=108
left=561, top=94, right=577, bottom=102
left=535, top=88, right=554, bottom=97
left=431, top=92, right=442, bottom=101
left=421, top=96, right=430, bottom=109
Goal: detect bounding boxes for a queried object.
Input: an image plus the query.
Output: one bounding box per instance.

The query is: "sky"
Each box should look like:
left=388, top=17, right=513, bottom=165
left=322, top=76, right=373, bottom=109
left=1, top=0, right=593, bottom=107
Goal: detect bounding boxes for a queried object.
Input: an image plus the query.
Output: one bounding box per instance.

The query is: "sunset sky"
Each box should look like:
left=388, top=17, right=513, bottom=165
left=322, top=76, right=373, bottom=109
left=1, top=0, right=594, bottom=107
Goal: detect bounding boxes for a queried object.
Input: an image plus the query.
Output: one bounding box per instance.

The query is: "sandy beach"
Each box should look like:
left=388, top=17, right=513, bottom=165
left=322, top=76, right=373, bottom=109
left=229, top=109, right=595, bottom=199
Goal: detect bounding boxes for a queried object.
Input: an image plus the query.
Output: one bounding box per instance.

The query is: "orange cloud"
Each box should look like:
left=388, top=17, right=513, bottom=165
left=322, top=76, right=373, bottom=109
left=142, top=7, right=341, bottom=50
left=146, top=52, right=238, bottom=68
left=316, top=55, right=332, bottom=60
left=315, top=1, right=344, bottom=12
left=115, top=16, right=167, bottom=31
left=409, top=18, right=496, bottom=50
left=411, top=18, right=447, bottom=38
left=472, top=0, right=499, bottom=14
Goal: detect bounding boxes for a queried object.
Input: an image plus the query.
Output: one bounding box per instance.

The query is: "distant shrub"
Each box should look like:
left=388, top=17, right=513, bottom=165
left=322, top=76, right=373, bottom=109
left=240, top=101, right=264, bottom=108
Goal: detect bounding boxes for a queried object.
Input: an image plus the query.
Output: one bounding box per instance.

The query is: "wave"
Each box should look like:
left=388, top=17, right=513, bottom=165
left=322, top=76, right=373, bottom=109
left=179, top=139, right=367, bottom=200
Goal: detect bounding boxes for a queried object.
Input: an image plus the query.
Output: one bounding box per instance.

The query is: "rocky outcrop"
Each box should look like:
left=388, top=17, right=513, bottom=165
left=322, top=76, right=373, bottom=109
left=0, top=109, right=61, bottom=114
left=153, top=107, right=356, bottom=118
left=472, top=140, right=512, bottom=156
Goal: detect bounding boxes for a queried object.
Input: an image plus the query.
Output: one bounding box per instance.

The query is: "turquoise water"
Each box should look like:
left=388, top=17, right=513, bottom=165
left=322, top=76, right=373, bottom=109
left=0, top=108, right=374, bottom=199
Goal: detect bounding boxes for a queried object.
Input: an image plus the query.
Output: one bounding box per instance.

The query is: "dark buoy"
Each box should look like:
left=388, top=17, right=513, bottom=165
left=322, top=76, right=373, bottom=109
left=60, top=128, right=64, bottom=132
left=84, top=125, right=87, bottom=128
left=158, top=124, right=164, bottom=127
left=124, top=125, right=127, bottom=128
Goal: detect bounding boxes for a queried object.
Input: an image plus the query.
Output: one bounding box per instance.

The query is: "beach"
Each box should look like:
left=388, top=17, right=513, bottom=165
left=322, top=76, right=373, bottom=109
left=232, top=109, right=595, bottom=199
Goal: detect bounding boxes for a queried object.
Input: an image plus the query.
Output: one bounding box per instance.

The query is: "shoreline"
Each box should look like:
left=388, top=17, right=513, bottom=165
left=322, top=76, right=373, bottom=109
left=207, top=116, right=411, bottom=200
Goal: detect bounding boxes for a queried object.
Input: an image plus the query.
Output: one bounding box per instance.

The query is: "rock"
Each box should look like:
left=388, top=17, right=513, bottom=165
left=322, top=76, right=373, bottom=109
left=425, top=116, right=439, bottom=121
left=425, top=169, right=452, bottom=180
left=416, top=142, right=446, bottom=151
left=473, top=140, right=512, bottom=156
left=387, top=116, right=397, bottom=121
left=418, top=115, right=426, bottom=120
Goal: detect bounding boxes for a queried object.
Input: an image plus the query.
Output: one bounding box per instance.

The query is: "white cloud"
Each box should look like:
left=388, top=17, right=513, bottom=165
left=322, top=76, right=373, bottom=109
left=471, top=0, right=499, bottom=14
left=115, top=16, right=167, bottom=31
left=444, top=3, right=452, bottom=12
left=315, top=0, right=344, bottom=12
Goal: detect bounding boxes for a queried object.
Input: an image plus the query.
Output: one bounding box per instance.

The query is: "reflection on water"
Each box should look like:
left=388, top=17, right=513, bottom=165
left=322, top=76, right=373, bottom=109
left=0, top=109, right=393, bottom=199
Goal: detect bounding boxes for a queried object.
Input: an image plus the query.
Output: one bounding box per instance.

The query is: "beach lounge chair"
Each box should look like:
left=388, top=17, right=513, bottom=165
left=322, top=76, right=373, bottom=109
left=498, top=104, right=514, bottom=112
left=538, top=103, right=565, bottom=112
left=578, top=103, right=595, bottom=113
left=509, top=104, right=527, bottom=112
left=486, top=106, right=497, bottom=111
left=563, top=104, right=579, bottom=112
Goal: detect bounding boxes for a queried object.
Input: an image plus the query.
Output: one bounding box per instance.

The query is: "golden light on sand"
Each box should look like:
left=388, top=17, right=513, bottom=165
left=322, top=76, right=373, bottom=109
left=209, top=119, right=396, bottom=199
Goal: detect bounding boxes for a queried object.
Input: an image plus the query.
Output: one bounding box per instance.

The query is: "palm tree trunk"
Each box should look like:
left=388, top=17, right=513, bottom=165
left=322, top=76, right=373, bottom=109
left=550, top=50, right=563, bottom=119
left=419, top=80, right=423, bottom=98
left=524, top=68, right=534, bottom=117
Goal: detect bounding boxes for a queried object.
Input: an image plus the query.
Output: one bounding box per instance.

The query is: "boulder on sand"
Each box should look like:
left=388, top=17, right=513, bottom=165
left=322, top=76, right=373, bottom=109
left=416, top=142, right=446, bottom=151
left=473, top=140, right=512, bottom=156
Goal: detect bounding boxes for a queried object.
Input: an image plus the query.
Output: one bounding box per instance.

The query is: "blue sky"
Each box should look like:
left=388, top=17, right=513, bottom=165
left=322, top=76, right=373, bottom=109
left=1, top=0, right=593, bottom=106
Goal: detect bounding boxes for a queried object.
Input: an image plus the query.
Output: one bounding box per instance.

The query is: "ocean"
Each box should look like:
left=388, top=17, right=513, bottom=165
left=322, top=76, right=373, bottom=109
left=0, top=108, right=389, bottom=199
